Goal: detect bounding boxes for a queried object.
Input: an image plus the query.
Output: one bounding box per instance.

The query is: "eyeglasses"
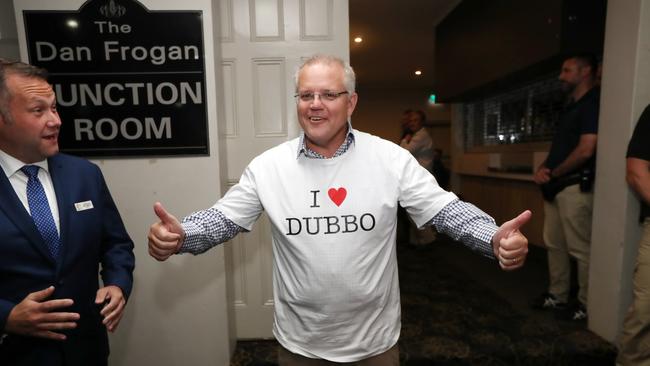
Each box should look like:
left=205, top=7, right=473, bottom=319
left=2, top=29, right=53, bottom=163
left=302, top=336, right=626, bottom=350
left=294, top=91, right=349, bottom=102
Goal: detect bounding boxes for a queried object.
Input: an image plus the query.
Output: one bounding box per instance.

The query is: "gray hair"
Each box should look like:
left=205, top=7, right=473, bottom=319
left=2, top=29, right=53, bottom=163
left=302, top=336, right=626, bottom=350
left=293, top=54, right=356, bottom=94
left=0, top=59, right=49, bottom=124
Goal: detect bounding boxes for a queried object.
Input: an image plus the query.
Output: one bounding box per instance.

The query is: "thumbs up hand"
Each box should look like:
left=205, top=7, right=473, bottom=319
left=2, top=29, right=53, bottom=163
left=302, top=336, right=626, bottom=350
left=492, top=210, right=532, bottom=271
left=148, top=202, right=185, bottom=261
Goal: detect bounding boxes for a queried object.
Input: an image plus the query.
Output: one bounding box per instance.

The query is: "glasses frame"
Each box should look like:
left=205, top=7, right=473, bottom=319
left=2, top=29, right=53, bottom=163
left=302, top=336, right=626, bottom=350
left=294, top=90, right=349, bottom=103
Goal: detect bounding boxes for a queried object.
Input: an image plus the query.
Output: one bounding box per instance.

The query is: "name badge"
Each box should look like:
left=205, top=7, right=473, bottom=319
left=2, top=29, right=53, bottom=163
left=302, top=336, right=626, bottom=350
left=75, top=200, right=94, bottom=211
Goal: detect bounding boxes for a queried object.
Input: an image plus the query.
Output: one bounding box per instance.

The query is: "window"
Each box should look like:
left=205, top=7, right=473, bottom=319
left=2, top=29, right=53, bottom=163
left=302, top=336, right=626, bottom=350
left=463, top=74, right=564, bottom=149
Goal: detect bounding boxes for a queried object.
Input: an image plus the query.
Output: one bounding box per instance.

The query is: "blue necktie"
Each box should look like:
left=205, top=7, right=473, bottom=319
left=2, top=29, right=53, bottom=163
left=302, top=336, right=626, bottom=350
left=21, top=165, right=60, bottom=259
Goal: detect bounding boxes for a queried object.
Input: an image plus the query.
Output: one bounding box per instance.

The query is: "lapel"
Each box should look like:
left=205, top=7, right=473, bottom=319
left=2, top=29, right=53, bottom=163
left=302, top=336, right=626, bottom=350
left=48, top=155, right=70, bottom=269
left=0, top=164, right=55, bottom=264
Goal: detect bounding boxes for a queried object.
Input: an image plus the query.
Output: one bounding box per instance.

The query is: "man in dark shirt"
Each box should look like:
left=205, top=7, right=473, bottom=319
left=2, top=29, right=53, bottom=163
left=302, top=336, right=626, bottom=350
left=532, top=54, right=599, bottom=321
left=617, top=104, right=650, bottom=365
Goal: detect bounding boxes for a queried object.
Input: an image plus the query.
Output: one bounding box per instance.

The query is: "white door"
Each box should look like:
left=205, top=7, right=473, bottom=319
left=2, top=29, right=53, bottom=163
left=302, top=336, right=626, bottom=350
left=218, top=0, right=350, bottom=339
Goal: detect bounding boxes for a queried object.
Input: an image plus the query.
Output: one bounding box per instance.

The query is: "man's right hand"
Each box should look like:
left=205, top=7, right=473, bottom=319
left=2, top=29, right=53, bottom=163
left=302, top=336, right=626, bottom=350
left=148, top=202, right=184, bottom=261
left=5, top=286, right=78, bottom=341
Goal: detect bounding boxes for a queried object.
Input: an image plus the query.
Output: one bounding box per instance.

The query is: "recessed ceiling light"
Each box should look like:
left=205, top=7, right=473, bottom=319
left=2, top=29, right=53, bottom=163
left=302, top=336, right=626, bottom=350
left=66, top=19, right=79, bottom=28
left=415, top=70, right=422, bottom=76
left=354, top=37, right=363, bottom=43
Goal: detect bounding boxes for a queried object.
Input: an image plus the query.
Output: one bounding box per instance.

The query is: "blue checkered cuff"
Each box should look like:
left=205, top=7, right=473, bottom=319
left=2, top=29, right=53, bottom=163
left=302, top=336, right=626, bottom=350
left=429, top=199, right=497, bottom=259
left=179, top=207, right=242, bottom=254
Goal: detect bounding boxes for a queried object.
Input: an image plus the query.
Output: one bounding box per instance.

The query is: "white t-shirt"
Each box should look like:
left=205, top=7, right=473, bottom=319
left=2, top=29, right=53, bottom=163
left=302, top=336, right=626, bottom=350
left=215, top=130, right=457, bottom=362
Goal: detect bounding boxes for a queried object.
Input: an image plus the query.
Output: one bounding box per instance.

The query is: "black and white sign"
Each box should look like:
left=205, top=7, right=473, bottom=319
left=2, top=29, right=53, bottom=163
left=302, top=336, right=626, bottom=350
left=23, top=0, right=209, bottom=157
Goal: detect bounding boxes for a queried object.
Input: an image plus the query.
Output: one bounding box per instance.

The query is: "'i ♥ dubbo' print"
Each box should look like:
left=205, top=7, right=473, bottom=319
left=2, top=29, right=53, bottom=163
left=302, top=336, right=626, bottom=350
left=284, top=187, right=376, bottom=236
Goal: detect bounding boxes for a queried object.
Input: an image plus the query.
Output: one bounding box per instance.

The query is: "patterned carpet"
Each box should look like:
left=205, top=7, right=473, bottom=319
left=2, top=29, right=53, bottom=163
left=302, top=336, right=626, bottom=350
left=230, top=236, right=617, bottom=365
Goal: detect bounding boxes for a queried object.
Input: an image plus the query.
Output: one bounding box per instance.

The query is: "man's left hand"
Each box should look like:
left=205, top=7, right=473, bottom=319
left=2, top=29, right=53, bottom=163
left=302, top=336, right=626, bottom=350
left=492, top=210, right=531, bottom=271
left=95, top=286, right=126, bottom=333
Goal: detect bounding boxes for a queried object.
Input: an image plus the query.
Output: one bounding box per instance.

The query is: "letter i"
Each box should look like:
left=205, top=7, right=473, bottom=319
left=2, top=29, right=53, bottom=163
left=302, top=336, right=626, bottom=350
left=310, top=190, right=320, bottom=208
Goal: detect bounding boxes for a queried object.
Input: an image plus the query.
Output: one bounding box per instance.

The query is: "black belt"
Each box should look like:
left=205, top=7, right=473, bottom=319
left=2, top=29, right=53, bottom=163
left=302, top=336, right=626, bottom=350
left=540, top=173, right=581, bottom=202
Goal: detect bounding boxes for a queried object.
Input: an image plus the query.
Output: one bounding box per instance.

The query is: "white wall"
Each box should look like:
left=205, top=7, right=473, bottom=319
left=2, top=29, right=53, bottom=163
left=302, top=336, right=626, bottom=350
left=11, top=0, right=231, bottom=365
left=0, top=0, right=19, bottom=59
left=589, top=0, right=650, bottom=342
left=91, top=2, right=233, bottom=362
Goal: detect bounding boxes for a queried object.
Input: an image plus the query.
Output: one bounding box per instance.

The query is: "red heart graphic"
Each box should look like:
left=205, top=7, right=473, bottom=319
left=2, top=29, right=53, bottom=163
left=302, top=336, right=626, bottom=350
left=328, top=187, right=347, bottom=206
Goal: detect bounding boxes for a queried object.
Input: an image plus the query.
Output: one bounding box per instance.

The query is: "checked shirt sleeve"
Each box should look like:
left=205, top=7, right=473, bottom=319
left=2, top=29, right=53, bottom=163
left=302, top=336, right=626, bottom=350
left=429, top=199, right=497, bottom=259
left=179, top=207, right=244, bottom=254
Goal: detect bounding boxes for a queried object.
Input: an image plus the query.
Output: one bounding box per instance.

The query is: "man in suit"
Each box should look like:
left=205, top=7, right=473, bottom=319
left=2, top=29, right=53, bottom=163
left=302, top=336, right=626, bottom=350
left=0, top=59, right=135, bottom=365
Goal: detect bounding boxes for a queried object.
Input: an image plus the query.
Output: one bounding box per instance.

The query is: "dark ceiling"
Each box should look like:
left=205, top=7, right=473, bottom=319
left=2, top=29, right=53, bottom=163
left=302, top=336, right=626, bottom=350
left=349, top=0, right=460, bottom=90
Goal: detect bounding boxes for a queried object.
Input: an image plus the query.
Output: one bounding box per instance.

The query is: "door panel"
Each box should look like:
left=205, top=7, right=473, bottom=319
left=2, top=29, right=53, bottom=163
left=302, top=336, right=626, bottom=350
left=219, top=0, right=349, bottom=339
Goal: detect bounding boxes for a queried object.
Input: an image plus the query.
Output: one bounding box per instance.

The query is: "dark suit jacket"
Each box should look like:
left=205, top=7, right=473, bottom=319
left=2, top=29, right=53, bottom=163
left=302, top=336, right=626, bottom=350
left=0, top=153, right=135, bottom=366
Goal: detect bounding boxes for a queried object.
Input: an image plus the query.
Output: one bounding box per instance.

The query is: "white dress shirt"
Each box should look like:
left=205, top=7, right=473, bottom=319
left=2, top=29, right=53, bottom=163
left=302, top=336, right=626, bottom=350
left=0, top=149, right=60, bottom=233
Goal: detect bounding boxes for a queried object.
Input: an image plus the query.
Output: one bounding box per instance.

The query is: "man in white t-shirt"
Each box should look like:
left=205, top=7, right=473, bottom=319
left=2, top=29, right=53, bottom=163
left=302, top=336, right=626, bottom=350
left=148, top=55, right=531, bottom=365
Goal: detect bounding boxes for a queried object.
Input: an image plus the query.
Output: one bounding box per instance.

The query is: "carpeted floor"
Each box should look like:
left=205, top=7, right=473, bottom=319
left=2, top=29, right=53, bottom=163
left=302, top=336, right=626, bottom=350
left=230, top=236, right=617, bottom=365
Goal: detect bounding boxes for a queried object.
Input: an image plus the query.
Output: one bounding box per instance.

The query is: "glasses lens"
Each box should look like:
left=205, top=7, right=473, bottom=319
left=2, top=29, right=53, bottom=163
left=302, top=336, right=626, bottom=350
left=299, top=92, right=314, bottom=102
left=322, top=92, right=339, bottom=101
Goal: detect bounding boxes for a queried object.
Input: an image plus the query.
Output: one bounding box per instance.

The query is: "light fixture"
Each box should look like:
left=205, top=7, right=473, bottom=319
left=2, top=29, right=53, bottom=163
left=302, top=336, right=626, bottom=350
left=428, top=94, right=437, bottom=105
left=354, top=37, right=363, bottom=43
left=66, top=19, right=79, bottom=28
left=415, top=70, right=422, bottom=76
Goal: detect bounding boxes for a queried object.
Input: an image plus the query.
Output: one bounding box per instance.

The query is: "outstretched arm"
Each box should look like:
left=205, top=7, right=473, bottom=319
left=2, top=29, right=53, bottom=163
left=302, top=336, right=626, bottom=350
left=430, top=200, right=498, bottom=258
left=430, top=200, right=531, bottom=270
left=148, top=202, right=244, bottom=260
